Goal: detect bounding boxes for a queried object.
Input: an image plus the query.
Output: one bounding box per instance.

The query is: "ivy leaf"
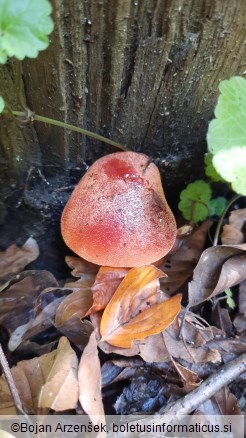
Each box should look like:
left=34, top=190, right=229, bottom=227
left=205, top=153, right=225, bottom=182
left=209, top=197, right=227, bottom=217
left=213, top=147, right=246, bottom=196
left=207, top=76, right=246, bottom=154
left=0, top=96, right=5, bottom=113
left=0, top=0, right=54, bottom=63
left=178, top=180, right=212, bottom=223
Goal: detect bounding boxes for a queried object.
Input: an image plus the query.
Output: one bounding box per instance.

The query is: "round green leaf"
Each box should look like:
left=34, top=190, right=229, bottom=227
left=178, top=180, right=212, bottom=223
left=204, top=153, right=225, bottom=182
left=0, top=96, right=5, bottom=113
left=209, top=197, right=227, bottom=217
left=0, top=0, right=54, bottom=63
left=212, top=146, right=246, bottom=196
left=207, top=76, right=246, bottom=154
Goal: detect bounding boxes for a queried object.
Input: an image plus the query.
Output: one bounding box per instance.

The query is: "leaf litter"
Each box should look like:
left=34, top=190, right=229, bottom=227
left=0, top=215, right=246, bottom=421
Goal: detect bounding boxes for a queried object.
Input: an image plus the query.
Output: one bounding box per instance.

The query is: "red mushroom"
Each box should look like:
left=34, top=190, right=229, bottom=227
left=61, top=151, right=176, bottom=267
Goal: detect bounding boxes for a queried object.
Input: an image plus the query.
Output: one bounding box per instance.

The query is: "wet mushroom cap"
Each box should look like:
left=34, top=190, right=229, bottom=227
left=61, top=151, right=177, bottom=267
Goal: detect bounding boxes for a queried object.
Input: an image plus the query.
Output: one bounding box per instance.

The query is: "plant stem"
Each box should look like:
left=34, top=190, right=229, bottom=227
left=10, top=110, right=127, bottom=151
left=213, top=193, right=241, bottom=246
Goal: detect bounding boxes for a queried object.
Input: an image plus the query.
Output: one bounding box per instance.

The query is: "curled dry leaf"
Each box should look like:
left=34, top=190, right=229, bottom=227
left=87, top=266, right=129, bottom=315
left=57, top=317, right=94, bottom=350
left=139, top=312, right=222, bottom=364
left=55, top=286, right=93, bottom=326
left=100, top=265, right=181, bottom=348
left=0, top=337, right=78, bottom=414
left=34, top=286, right=73, bottom=313
left=189, top=244, right=246, bottom=307
left=78, top=331, right=105, bottom=425
left=38, top=336, right=78, bottom=411
left=0, top=270, right=58, bottom=333
left=9, top=278, right=95, bottom=351
left=221, top=208, right=246, bottom=245
left=233, top=280, right=246, bottom=334
left=65, top=255, right=99, bottom=276
left=9, top=296, right=67, bottom=351
left=159, top=220, right=212, bottom=294
left=0, top=238, right=39, bottom=281
left=170, top=357, right=201, bottom=393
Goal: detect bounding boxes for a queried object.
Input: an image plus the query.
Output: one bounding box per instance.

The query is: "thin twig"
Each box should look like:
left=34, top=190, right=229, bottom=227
left=0, top=343, right=25, bottom=415
left=160, top=351, right=246, bottom=415
left=108, top=352, right=246, bottom=438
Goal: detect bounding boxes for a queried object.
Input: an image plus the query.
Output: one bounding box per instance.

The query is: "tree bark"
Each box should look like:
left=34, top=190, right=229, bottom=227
left=0, top=0, right=245, bottom=263
left=1, top=1, right=246, bottom=177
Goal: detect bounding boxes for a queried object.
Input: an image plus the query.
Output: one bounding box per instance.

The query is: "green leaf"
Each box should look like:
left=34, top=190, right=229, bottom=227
left=212, top=146, right=246, bottom=196
left=207, top=76, right=246, bottom=154
left=0, top=96, right=5, bottom=113
left=204, top=153, right=225, bottom=182
left=178, top=180, right=212, bottom=223
left=225, top=288, right=236, bottom=310
left=209, top=197, right=227, bottom=217
left=0, top=0, right=54, bottom=63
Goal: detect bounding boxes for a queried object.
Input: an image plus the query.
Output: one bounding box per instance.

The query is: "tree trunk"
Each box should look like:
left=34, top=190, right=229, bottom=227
left=0, top=0, right=245, bottom=273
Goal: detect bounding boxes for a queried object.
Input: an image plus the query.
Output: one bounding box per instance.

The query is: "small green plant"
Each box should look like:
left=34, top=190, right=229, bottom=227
left=178, top=180, right=226, bottom=223
left=0, top=0, right=54, bottom=64
left=179, top=76, right=246, bottom=224
left=225, top=288, right=236, bottom=310
left=0, top=0, right=125, bottom=150
left=0, top=0, right=53, bottom=110
left=207, top=76, right=246, bottom=196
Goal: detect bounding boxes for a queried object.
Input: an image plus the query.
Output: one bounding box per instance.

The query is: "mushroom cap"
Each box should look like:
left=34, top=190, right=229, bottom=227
left=61, top=151, right=177, bottom=267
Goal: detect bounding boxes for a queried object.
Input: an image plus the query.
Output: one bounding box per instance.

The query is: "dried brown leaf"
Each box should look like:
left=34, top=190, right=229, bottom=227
left=0, top=271, right=58, bottom=333
left=0, top=377, right=17, bottom=414
left=57, top=317, right=94, bottom=350
left=221, top=208, right=246, bottom=245
left=78, top=331, right=105, bottom=424
left=0, top=238, right=39, bottom=281
left=238, top=279, right=246, bottom=315
left=101, top=358, right=144, bottom=387
left=91, top=312, right=140, bottom=356
left=9, top=297, right=65, bottom=351
left=34, top=286, right=73, bottom=313
left=159, top=221, right=212, bottom=294
left=102, top=295, right=182, bottom=348
left=87, top=266, right=129, bottom=315
left=100, top=265, right=181, bottom=348
left=55, top=288, right=93, bottom=326
left=139, top=312, right=222, bottom=364
left=171, top=357, right=201, bottom=392
left=10, top=290, right=94, bottom=352
left=189, top=244, right=246, bottom=307
left=38, top=337, right=78, bottom=411
left=195, top=386, right=242, bottom=415
left=234, top=279, right=246, bottom=333
left=65, top=255, right=99, bottom=276
left=65, top=275, right=96, bottom=289
left=0, top=337, right=78, bottom=413
left=205, top=338, right=246, bottom=359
